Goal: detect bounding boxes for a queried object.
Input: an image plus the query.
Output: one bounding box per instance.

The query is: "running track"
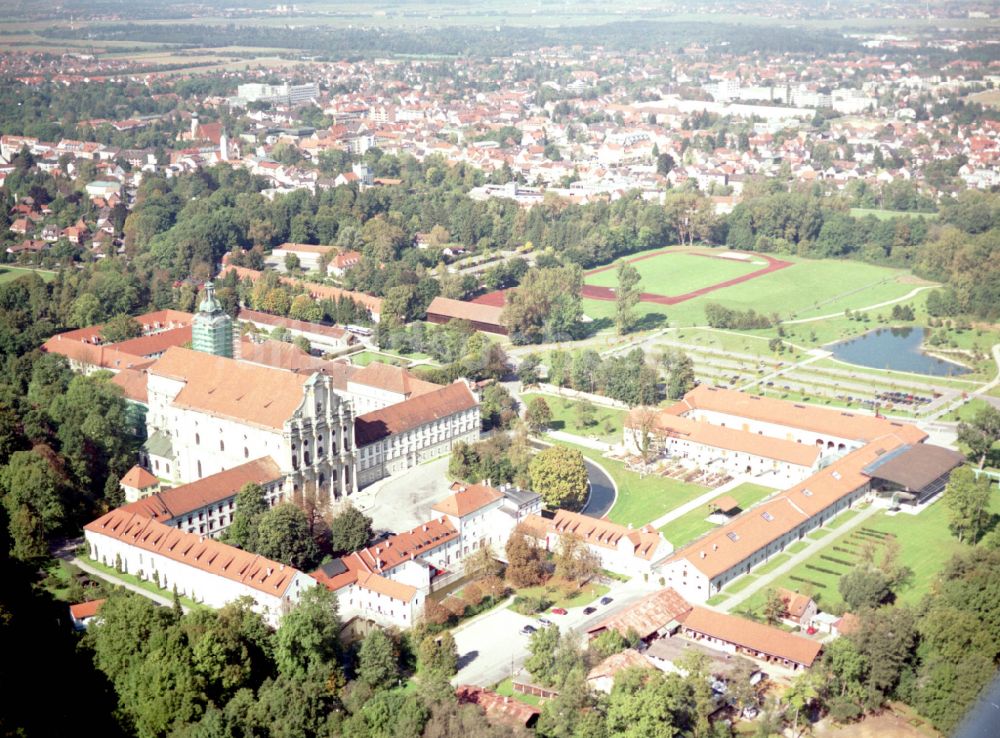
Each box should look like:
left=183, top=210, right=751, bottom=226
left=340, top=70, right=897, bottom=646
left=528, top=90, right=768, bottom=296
left=472, top=249, right=793, bottom=307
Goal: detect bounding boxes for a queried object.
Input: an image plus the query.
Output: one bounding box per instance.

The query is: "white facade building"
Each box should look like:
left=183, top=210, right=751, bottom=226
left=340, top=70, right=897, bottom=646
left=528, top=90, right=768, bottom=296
left=144, top=347, right=357, bottom=504
left=355, top=381, right=480, bottom=488
left=85, top=510, right=315, bottom=626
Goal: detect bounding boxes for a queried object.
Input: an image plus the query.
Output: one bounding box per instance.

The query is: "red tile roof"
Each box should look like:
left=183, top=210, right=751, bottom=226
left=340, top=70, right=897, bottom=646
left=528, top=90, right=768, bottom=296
left=111, top=368, right=148, bottom=403
left=119, top=457, right=282, bottom=521
left=455, top=686, right=541, bottom=728
left=587, top=587, right=692, bottom=640
left=680, top=606, right=823, bottom=667
left=149, top=347, right=309, bottom=430
left=546, top=509, right=665, bottom=561
left=85, top=510, right=302, bottom=597
left=427, top=296, right=505, bottom=327
left=69, top=598, right=106, bottom=620
left=354, top=381, right=477, bottom=445
left=120, top=465, right=159, bottom=490
left=434, top=482, right=504, bottom=518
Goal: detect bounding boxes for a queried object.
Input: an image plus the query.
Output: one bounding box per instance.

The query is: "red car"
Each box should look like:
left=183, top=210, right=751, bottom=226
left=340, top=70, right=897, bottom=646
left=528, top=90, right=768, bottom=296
left=551, top=608, right=568, bottom=615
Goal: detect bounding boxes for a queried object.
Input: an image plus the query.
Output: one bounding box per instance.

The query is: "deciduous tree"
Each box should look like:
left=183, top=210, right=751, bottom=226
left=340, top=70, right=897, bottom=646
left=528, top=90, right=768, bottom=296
left=529, top=445, right=589, bottom=510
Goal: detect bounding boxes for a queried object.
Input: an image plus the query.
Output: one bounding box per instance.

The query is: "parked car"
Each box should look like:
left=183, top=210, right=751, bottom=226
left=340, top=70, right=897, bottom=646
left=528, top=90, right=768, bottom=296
left=551, top=608, right=568, bottom=615
left=600, top=596, right=613, bottom=606
left=583, top=606, right=596, bottom=615
left=520, top=624, right=537, bottom=635
left=537, top=617, right=552, bottom=627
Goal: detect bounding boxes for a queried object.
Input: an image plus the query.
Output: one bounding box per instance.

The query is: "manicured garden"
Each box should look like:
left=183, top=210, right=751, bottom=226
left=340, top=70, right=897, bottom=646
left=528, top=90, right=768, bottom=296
left=658, top=483, right=776, bottom=548
left=523, top=392, right=626, bottom=442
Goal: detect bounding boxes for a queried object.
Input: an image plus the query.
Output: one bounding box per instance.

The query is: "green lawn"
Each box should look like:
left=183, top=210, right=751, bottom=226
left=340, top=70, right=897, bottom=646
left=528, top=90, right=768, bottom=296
left=0, top=266, right=55, bottom=283
left=754, top=553, right=791, bottom=576
left=585, top=250, right=760, bottom=294
left=510, top=582, right=610, bottom=611
left=850, top=208, right=938, bottom=221
left=658, top=483, right=775, bottom=548
left=563, top=444, right=708, bottom=528
left=725, top=574, right=760, bottom=594
left=84, top=556, right=204, bottom=610
left=349, top=350, right=410, bottom=367
left=786, top=541, right=809, bottom=555
left=523, top=392, right=626, bottom=443
left=495, top=678, right=543, bottom=706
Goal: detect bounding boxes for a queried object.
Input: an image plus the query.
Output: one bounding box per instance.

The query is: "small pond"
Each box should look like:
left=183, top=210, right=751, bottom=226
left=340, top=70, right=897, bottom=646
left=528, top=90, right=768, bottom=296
left=825, top=327, right=970, bottom=376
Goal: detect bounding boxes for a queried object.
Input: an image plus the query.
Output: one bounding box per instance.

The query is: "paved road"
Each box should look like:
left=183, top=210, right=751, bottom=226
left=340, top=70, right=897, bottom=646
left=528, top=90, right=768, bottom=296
left=720, top=504, right=881, bottom=613
left=452, top=576, right=655, bottom=688
left=529, top=438, right=617, bottom=519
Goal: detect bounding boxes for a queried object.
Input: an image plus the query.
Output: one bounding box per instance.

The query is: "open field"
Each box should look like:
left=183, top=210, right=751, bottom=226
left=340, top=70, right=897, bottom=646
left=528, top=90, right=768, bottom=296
left=658, top=483, right=775, bottom=549
left=0, top=266, right=55, bottom=284
left=585, top=251, right=761, bottom=294
left=523, top=392, right=626, bottom=443
left=736, top=493, right=1000, bottom=617
left=968, top=89, right=1000, bottom=110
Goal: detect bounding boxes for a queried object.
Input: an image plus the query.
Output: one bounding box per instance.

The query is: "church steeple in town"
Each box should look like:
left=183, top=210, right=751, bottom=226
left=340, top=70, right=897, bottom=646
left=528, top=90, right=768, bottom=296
left=192, top=282, right=234, bottom=358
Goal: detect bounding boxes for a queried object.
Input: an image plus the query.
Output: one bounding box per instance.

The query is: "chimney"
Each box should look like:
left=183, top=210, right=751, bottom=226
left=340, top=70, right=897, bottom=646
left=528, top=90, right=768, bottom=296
left=713, top=544, right=718, bottom=551
left=700, top=551, right=706, bottom=559
left=266, top=567, right=273, bottom=576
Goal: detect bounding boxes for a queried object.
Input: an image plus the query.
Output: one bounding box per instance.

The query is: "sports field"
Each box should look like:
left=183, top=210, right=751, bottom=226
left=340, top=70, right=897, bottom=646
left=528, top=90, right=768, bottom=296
left=581, top=248, right=923, bottom=327
left=585, top=252, right=763, bottom=294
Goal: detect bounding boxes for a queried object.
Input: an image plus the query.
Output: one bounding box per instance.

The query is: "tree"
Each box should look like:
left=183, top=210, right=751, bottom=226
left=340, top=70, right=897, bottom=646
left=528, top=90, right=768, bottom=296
left=252, top=503, right=321, bottom=569
left=529, top=445, right=589, bottom=510
left=274, top=586, right=341, bottom=681
left=606, top=668, right=696, bottom=738
left=656, top=153, right=676, bottom=176
left=328, top=504, right=373, bottom=555
left=957, top=405, right=1000, bottom=468
left=479, top=383, right=517, bottom=430
left=100, top=313, right=144, bottom=343
left=417, top=632, right=458, bottom=680
left=661, top=348, right=695, bottom=400
left=518, top=353, right=542, bottom=386
left=838, top=567, right=892, bottom=611
left=501, top=265, right=582, bottom=344
left=505, top=524, right=546, bottom=587
left=943, top=466, right=993, bottom=543
left=614, top=262, right=642, bottom=335
left=1, top=448, right=67, bottom=560
left=223, top=482, right=267, bottom=550
left=553, top=534, right=600, bottom=584
left=525, top=624, right=562, bottom=686
left=463, top=544, right=503, bottom=581
left=763, top=589, right=786, bottom=625
left=358, top=628, right=399, bottom=689
left=284, top=252, right=301, bottom=273
left=576, top=399, right=597, bottom=428
left=525, top=397, right=553, bottom=434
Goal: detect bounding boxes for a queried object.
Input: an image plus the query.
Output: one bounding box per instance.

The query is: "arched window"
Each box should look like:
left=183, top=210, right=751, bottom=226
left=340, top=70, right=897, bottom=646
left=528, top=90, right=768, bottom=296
left=219, top=440, right=225, bottom=451
left=197, top=460, right=202, bottom=478
left=304, top=451, right=311, bottom=465
left=195, top=433, right=200, bottom=445
left=244, top=447, right=249, bottom=458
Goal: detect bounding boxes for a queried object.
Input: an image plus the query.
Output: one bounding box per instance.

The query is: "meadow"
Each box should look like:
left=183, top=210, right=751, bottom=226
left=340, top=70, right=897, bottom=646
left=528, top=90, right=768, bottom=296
left=585, top=251, right=761, bottom=295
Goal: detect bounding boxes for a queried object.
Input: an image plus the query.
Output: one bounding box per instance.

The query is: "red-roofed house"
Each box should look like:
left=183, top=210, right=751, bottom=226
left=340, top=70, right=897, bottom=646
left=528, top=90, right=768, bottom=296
left=120, top=465, right=160, bottom=503
left=69, top=598, right=106, bottom=630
